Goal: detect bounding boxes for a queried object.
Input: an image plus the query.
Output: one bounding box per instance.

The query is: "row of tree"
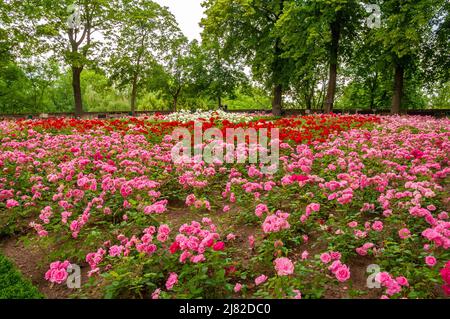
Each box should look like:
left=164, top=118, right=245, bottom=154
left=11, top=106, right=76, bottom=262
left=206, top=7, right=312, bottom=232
left=1, top=0, right=247, bottom=115
left=0, top=0, right=449, bottom=116
left=201, top=0, right=449, bottom=115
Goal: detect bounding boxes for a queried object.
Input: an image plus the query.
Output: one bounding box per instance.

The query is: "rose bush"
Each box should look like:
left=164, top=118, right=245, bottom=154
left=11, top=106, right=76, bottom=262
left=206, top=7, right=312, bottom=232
left=0, top=113, right=448, bottom=299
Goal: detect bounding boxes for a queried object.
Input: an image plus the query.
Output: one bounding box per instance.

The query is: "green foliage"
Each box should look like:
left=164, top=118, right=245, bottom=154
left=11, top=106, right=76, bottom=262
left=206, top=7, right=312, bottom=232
left=426, top=81, right=450, bottom=109
left=224, top=88, right=271, bottom=110
left=202, top=0, right=295, bottom=90
left=367, top=0, right=446, bottom=110
left=137, top=91, right=168, bottom=111
left=103, top=0, right=183, bottom=112
left=0, top=254, right=43, bottom=299
left=198, top=33, right=249, bottom=106
left=422, top=1, right=450, bottom=86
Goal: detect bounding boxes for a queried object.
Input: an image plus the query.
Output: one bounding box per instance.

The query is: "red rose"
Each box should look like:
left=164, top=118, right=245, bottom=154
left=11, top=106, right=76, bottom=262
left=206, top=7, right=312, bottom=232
left=169, top=241, right=180, bottom=254
left=290, top=175, right=309, bottom=182
left=440, top=267, right=450, bottom=285
left=225, top=266, right=236, bottom=276
left=213, top=241, right=225, bottom=251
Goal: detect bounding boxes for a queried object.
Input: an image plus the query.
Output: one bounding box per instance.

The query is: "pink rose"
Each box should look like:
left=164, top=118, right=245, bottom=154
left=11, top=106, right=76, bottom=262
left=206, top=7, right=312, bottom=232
left=335, top=265, right=351, bottom=282
left=185, top=194, right=196, bottom=206
left=438, top=211, right=448, bottom=220
left=386, top=282, right=402, bottom=296
left=292, top=289, right=302, bottom=299
left=398, top=228, right=411, bottom=239
left=144, top=200, right=168, bottom=214
left=191, top=254, right=205, bottom=263
left=248, top=235, right=255, bottom=249
left=396, top=276, right=409, bottom=287
left=301, top=250, right=309, bottom=260
left=255, top=204, right=268, bottom=217
left=6, top=199, right=19, bottom=209
left=45, top=260, right=70, bottom=285
left=226, top=233, right=236, bottom=241
left=52, top=269, right=68, bottom=284
left=375, top=272, right=392, bottom=285
left=152, top=288, right=161, bottom=299
left=425, top=256, right=437, bottom=266
left=108, top=245, right=123, bottom=257
left=255, top=274, right=268, bottom=285
left=306, top=203, right=320, bottom=215
left=320, top=253, right=332, bottom=264
left=274, top=257, right=294, bottom=276
left=356, top=247, right=367, bottom=256
left=372, top=221, right=383, bottom=232
left=348, top=221, right=358, bottom=228
left=328, top=260, right=342, bottom=274
left=330, top=251, right=341, bottom=260
left=165, top=272, right=178, bottom=290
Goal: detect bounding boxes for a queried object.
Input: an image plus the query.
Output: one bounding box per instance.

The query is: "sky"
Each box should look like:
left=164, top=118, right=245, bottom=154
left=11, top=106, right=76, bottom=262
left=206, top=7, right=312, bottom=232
left=153, top=0, right=205, bottom=41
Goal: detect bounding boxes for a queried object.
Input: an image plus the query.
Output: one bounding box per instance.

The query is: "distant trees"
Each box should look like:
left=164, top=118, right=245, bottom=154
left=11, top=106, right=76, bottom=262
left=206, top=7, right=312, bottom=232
left=422, top=0, right=450, bottom=94
left=277, top=0, right=365, bottom=113
left=197, top=37, right=248, bottom=109
left=5, top=0, right=111, bottom=116
left=104, top=0, right=182, bottom=114
left=368, top=0, right=446, bottom=113
left=202, top=0, right=449, bottom=114
left=202, top=0, right=295, bottom=115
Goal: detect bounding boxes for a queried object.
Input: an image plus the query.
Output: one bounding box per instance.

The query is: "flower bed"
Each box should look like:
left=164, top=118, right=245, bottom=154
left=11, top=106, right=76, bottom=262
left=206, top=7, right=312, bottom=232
left=0, top=114, right=449, bottom=299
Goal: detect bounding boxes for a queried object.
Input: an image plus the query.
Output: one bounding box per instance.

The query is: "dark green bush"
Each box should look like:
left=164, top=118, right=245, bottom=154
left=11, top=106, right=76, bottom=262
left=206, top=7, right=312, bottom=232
left=0, top=254, right=43, bottom=299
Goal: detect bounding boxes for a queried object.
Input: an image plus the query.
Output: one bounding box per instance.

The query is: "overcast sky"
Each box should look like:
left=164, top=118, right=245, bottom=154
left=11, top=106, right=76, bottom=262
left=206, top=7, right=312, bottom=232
left=153, top=0, right=205, bottom=41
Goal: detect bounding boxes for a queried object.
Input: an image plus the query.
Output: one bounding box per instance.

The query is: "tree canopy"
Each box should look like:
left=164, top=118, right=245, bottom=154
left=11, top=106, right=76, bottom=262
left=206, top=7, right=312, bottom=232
left=0, top=0, right=448, bottom=115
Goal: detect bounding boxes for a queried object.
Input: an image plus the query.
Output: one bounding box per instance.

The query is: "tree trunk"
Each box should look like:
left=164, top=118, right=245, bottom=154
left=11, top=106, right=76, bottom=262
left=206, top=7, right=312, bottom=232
left=369, top=74, right=377, bottom=110
left=218, top=96, right=222, bottom=109
left=317, top=78, right=326, bottom=110
left=38, top=86, right=47, bottom=109
left=271, top=0, right=285, bottom=117
left=306, top=82, right=314, bottom=111
left=324, top=63, right=337, bottom=113
left=324, top=20, right=341, bottom=113
left=272, top=84, right=282, bottom=116
left=173, top=96, right=178, bottom=112
left=172, top=94, right=178, bottom=112
left=72, top=66, right=83, bottom=117
left=130, top=75, right=138, bottom=116
left=172, top=87, right=181, bottom=112
left=391, top=64, right=404, bottom=114
left=369, top=93, right=375, bottom=110
left=307, top=99, right=313, bottom=111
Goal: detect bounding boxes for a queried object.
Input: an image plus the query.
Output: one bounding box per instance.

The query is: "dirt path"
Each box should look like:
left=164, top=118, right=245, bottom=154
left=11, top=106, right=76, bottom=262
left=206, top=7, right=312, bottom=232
left=0, top=237, right=89, bottom=299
